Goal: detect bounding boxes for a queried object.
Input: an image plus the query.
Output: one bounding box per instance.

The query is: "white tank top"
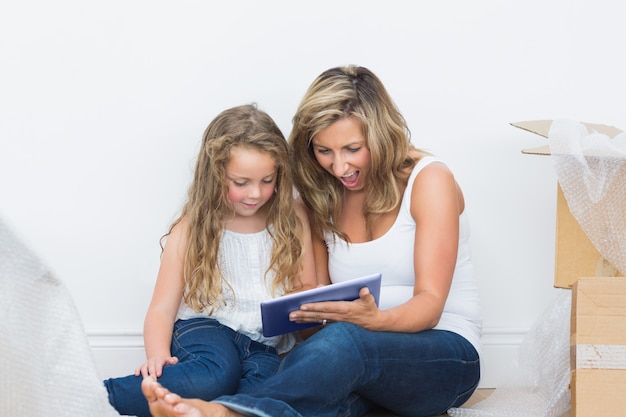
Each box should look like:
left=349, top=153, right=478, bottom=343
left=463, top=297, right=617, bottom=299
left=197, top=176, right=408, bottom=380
left=176, top=228, right=295, bottom=354
left=323, top=156, right=482, bottom=355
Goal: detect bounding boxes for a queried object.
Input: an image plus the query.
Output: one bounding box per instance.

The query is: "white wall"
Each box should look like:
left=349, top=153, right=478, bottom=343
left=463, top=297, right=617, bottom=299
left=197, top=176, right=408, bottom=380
left=2, top=0, right=625, bottom=388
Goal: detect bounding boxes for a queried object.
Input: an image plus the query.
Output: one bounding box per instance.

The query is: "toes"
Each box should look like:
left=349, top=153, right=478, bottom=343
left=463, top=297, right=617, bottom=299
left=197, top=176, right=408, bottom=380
left=141, top=376, right=160, bottom=402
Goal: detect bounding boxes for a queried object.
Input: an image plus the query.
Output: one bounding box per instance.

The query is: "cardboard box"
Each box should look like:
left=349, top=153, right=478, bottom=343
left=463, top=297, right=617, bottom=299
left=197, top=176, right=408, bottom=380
left=570, top=277, right=626, bottom=417
left=511, top=120, right=624, bottom=288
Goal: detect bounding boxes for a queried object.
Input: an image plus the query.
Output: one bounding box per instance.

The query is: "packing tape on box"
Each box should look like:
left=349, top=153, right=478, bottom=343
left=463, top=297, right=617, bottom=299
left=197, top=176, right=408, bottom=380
left=575, top=344, right=626, bottom=370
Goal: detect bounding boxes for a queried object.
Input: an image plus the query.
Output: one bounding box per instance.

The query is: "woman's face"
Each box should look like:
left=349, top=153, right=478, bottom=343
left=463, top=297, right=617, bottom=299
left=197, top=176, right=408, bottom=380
left=311, top=117, right=371, bottom=191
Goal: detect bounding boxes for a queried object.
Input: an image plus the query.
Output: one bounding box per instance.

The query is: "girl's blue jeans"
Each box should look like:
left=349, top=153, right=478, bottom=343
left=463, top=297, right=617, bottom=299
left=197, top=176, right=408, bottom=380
left=103, top=317, right=281, bottom=417
left=214, top=323, right=480, bottom=417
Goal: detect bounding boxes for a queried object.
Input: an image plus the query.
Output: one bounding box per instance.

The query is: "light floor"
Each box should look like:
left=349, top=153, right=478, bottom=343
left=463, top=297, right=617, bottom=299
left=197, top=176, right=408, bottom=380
left=363, top=389, right=571, bottom=417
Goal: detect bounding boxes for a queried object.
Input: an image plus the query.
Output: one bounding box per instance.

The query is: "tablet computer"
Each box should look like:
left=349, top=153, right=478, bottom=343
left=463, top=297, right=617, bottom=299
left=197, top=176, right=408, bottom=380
left=260, top=272, right=382, bottom=337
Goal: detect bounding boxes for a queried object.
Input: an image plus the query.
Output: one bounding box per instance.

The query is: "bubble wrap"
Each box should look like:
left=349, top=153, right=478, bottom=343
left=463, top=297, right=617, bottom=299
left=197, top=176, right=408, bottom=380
left=548, top=119, right=626, bottom=276
left=448, top=290, right=571, bottom=417
left=0, top=218, right=120, bottom=417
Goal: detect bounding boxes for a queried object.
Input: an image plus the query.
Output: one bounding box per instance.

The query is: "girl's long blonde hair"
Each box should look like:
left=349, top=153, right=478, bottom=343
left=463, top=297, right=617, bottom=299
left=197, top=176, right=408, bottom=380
left=288, top=66, right=418, bottom=241
left=164, top=104, right=304, bottom=313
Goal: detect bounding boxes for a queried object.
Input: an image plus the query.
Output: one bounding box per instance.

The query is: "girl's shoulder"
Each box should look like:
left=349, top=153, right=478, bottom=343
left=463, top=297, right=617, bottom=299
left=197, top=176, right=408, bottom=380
left=171, top=215, right=190, bottom=235
left=294, top=195, right=309, bottom=219
left=163, top=216, right=190, bottom=251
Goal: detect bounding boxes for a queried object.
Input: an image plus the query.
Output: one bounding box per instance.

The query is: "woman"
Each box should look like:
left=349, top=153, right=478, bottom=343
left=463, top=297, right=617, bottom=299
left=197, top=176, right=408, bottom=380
left=143, top=65, right=482, bottom=417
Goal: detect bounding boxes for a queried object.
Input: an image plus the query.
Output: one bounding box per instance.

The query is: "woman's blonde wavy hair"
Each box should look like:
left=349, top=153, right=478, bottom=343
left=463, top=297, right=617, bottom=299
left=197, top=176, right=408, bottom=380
left=289, top=66, right=419, bottom=241
left=163, top=104, right=304, bottom=314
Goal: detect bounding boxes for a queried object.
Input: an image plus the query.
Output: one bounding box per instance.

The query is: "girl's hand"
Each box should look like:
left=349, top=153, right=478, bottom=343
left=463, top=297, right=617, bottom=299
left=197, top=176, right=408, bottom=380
left=289, top=287, right=382, bottom=330
left=134, top=356, right=179, bottom=378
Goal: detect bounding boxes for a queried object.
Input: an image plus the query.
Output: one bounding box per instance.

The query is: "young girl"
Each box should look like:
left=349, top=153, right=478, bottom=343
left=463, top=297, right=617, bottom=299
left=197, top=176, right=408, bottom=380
left=103, top=104, right=317, bottom=417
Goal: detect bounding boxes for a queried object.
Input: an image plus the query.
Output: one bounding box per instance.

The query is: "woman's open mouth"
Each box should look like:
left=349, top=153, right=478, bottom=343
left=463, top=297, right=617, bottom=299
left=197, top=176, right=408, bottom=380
left=340, top=171, right=360, bottom=188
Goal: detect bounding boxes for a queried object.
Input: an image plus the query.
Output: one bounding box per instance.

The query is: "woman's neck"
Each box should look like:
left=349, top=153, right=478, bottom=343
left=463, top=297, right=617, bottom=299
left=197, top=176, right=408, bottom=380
left=337, top=182, right=403, bottom=243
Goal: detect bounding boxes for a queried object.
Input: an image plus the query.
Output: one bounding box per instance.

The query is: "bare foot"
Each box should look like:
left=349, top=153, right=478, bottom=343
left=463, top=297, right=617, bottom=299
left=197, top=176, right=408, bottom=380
left=141, top=377, right=246, bottom=417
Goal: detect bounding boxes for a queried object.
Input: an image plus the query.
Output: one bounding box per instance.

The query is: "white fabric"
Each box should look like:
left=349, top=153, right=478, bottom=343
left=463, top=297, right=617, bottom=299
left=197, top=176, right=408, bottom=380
left=0, top=217, right=120, bottom=417
left=324, top=156, right=482, bottom=355
left=176, top=228, right=295, bottom=354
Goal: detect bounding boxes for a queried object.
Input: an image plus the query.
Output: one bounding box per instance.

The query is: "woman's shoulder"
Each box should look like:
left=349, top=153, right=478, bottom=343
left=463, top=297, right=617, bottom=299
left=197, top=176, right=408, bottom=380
left=407, top=154, right=456, bottom=199
left=407, top=152, right=450, bottom=180
left=408, top=155, right=465, bottom=215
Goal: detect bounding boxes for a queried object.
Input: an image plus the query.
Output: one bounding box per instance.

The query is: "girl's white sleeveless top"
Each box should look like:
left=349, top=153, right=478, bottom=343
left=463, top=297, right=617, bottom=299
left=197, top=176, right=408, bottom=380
left=176, top=228, right=295, bottom=354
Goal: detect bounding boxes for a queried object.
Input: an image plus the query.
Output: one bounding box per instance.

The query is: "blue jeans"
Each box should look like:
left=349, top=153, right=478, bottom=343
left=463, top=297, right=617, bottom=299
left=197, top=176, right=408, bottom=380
left=103, top=318, right=282, bottom=417
left=214, top=323, right=480, bottom=417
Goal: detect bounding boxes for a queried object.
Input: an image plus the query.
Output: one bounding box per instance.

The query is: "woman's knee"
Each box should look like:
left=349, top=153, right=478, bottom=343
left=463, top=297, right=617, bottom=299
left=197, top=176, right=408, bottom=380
left=288, top=323, right=364, bottom=364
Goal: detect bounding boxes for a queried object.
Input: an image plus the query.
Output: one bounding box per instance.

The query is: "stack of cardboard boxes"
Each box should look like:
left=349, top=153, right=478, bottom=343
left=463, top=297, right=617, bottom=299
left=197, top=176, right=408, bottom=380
left=512, top=120, right=626, bottom=417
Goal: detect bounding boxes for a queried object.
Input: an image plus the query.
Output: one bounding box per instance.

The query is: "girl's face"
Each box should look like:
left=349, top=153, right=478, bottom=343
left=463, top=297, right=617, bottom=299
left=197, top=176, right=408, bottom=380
left=225, top=146, right=277, bottom=218
left=311, top=117, right=371, bottom=191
